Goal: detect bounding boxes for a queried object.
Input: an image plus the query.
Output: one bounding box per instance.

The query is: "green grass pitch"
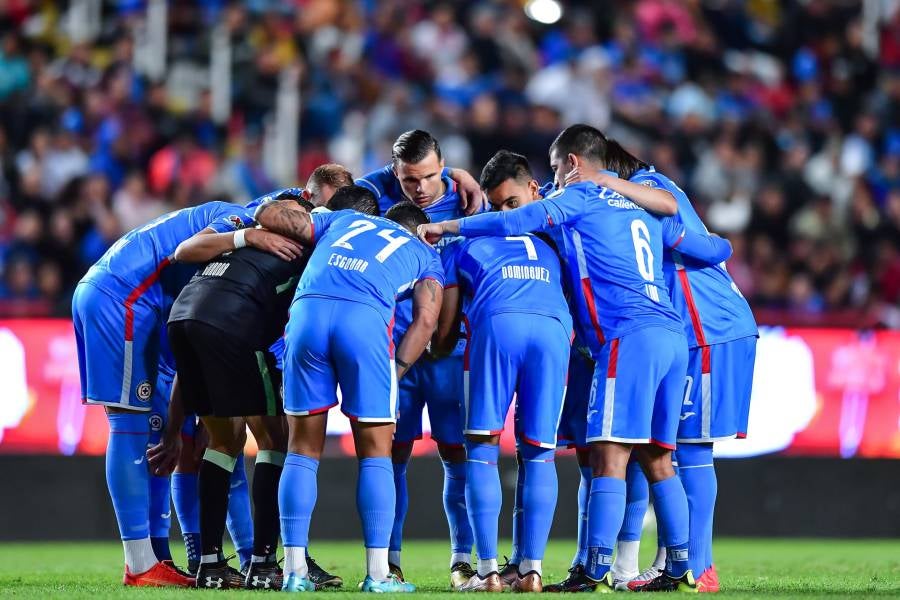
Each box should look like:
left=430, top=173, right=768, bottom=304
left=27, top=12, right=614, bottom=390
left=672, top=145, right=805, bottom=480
left=0, top=539, right=897, bottom=598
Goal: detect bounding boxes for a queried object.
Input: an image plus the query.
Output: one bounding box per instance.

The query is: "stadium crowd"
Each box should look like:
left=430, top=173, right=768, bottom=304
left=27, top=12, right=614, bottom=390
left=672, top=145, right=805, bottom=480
left=0, top=0, right=899, bottom=324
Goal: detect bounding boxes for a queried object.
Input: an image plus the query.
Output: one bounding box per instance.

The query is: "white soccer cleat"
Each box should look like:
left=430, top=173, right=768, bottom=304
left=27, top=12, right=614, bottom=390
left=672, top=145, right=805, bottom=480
left=616, top=565, right=663, bottom=591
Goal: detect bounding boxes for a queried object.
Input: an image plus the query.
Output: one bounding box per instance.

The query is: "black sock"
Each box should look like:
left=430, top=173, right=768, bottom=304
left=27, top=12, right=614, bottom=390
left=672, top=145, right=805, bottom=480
left=151, top=537, right=172, bottom=562
left=199, top=452, right=235, bottom=562
left=251, top=460, right=283, bottom=560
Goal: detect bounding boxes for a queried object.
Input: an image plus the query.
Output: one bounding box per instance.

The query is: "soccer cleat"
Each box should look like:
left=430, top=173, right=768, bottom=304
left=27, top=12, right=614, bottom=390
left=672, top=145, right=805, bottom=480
left=361, top=574, right=416, bottom=593
left=450, top=561, right=477, bottom=590
left=123, top=561, right=195, bottom=587
left=590, top=571, right=616, bottom=594
left=543, top=564, right=596, bottom=593
left=612, top=570, right=640, bottom=591
left=195, top=559, right=244, bottom=589
left=389, top=562, right=405, bottom=581
left=455, top=572, right=504, bottom=592
left=161, top=559, right=195, bottom=579
left=626, top=565, right=665, bottom=591
left=631, top=570, right=698, bottom=593
left=244, top=560, right=283, bottom=590
left=511, top=571, right=542, bottom=593
left=282, top=572, right=316, bottom=592
left=498, top=559, right=519, bottom=589
left=307, top=555, right=343, bottom=589
left=697, top=565, right=720, bottom=593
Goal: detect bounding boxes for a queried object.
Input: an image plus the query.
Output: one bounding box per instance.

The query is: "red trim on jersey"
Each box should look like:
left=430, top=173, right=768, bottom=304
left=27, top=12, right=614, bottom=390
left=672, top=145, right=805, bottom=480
left=701, top=345, right=712, bottom=374
left=123, top=258, right=171, bottom=341
left=670, top=230, right=686, bottom=249
left=736, top=432, right=747, bottom=439
left=649, top=438, right=676, bottom=450
left=443, top=283, right=459, bottom=289
left=606, top=338, right=620, bottom=378
left=308, top=219, right=316, bottom=243
left=677, top=268, right=707, bottom=346
left=387, top=315, right=395, bottom=358
left=580, top=278, right=606, bottom=347
left=519, top=434, right=553, bottom=450
left=420, top=276, right=443, bottom=286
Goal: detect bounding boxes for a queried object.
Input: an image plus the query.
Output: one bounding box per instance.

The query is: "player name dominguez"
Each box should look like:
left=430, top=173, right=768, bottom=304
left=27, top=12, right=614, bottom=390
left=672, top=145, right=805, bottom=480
left=327, top=252, right=370, bottom=273
left=501, top=264, right=551, bottom=283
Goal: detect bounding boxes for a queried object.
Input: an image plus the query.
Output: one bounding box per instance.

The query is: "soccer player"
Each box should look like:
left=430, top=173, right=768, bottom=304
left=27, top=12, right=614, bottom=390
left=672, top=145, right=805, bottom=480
left=72, top=200, right=294, bottom=586
left=432, top=229, right=572, bottom=592
left=254, top=198, right=444, bottom=593
left=418, top=125, right=734, bottom=593
left=572, top=141, right=758, bottom=592
left=356, top=130, right=477, bottom=585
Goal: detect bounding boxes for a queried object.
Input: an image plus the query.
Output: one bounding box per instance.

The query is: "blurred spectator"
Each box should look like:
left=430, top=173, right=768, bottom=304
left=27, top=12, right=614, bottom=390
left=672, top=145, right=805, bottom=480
left=0, top=0, right=896, bottom=324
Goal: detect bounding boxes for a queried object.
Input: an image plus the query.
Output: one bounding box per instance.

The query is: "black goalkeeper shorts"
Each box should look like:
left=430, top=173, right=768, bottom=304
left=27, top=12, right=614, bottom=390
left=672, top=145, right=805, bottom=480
left=168, top=319, right=283, bottom=418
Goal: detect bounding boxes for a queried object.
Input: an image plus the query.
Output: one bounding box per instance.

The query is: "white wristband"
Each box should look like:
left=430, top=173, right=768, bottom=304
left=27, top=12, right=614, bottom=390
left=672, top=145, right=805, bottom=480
left=233, top=229, right=247, bottom=249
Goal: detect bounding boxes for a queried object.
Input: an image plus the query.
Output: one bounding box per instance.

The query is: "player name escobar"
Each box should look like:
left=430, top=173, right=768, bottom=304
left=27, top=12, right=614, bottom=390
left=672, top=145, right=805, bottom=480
left=327, top=253, right=369, bottom=272
left=501, top=264, right=551, bottom=282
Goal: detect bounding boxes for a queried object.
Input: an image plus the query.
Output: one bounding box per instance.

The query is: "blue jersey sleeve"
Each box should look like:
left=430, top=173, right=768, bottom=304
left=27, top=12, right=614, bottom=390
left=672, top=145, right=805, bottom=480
left=244, top=187, right=305, bottom=211
left=663, top=217, right=733, bottom=264
left=440, top=242, right=463, bottom=288
left=310, top=209, right=352, bottom=244
left=458, top=183, right=593, bottom=237
left=207, top=206, right=255, bottom=233
left=421, top=251, right=446, bottom=287
left=355, top=165, right=395, bottom=199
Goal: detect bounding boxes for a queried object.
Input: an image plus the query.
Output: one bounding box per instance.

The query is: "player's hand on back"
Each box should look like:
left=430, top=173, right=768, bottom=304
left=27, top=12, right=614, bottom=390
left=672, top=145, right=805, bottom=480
left=246, top=228, right=303, bottom=261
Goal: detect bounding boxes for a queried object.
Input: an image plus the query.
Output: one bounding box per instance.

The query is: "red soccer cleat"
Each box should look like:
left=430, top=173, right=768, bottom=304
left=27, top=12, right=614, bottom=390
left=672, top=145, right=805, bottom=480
left=697, top=564, right=720, bottom=593
left=123, top=561, right=195, bottom=587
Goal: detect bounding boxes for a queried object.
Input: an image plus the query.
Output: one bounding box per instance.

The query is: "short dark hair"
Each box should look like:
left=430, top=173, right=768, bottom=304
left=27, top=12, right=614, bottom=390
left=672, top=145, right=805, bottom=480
left=326, top=185, right=379, bottom=215
left=602, top=139, right=649, bottom=180
left=385, top=201, right=430, bottom=232
left=392, top=130, right=442, bottom=165
left=297, top=198, right=315, bottom=212
left=479, top=150, right=534, bottom=192
left=550, top=124, right=609, bottom=164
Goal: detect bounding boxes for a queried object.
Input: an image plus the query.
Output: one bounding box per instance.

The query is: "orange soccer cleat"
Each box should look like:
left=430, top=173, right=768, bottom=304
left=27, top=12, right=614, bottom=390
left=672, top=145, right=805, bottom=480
left=697, top=564, right=720, bottom=593
left=123, top=561, right=195, bottom=587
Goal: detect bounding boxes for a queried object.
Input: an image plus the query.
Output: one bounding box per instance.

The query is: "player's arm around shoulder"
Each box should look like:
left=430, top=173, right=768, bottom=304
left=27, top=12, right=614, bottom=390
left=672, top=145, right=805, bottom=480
left=174, top=222, right=303, bottom=264
left=565, top=168, right=677, bottom=216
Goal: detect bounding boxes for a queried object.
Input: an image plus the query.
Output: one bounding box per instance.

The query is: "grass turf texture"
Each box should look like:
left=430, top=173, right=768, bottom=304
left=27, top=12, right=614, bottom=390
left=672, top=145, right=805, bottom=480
left=0, top=539, right=897, bottom=598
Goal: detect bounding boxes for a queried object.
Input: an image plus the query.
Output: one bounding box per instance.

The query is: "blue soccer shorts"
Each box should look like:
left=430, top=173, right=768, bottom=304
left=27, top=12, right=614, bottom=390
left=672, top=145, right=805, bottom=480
left=395, top=355, right=465, bottom=446
left=677, top=336, right=757, bottom=443
left=73, top=281, right=161, bottom=412
left=586, top=326, right=688, bottom=449
left=557, top=350, right=594, bottom=449
left=283, top=297, right=397, bottom=422
left=465, top=313, right=570, bottom=448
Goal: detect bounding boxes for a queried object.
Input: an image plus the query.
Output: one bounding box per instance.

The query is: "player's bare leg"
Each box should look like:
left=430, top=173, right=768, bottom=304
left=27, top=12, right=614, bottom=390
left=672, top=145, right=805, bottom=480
left=437, top=442, right=476, bottom=589
left=106, top=405, right=194, bottom=588
left=195, top=416, right=247, bottom=589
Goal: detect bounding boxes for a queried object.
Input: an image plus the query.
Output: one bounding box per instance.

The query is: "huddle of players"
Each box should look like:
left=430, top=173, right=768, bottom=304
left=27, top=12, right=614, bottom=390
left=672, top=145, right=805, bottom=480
left=72, top=123, right=756, bottom=593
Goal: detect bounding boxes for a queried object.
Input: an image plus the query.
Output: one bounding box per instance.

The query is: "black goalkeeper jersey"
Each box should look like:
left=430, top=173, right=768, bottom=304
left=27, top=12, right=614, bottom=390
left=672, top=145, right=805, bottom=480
left=169, top=247, right=308, bottom=348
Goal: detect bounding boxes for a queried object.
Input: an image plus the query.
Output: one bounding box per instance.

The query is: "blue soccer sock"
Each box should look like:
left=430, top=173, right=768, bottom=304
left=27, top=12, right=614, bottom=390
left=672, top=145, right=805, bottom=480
left=390, top=460, right=408, bottom=557
left=149, top=474, right=172, bottom=561
left=509, top=450, right=525, bottom=565
left=519, top=444, right=557, bottom=573
left=106, top=412, right=157, bottom=574
left=464, top=441, right=501, bottom=575
left=226, top=454, right=253, bottom=569
left=651, top=474, right=690, bottom=578
left=585, top=476, right=626, bottom=581
left=171, top=472, right=201, bottom=568
left=614, top=460, right=648, bottom=577
left=571, top=464, right=592, bottom=567
left=676, top=443, right=716, bottom=575
left=358, top=457, right=396, bottom=548
left=280, top=453, right=318, bottom=578
left=442, top=459, right=473, bottom=563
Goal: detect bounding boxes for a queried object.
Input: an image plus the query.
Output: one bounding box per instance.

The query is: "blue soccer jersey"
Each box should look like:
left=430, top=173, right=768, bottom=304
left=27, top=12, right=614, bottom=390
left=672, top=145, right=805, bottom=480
left=81, top=201, right=254, bottom=306
left=294, top=209, right=445, bottom=325
left=441, top=235, right=571, bottom=330
left=458, top=181, right=682, bottom=359
left=357, top=164, right=468, bottom=351
left=631, top=168, right=758, bottom=348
